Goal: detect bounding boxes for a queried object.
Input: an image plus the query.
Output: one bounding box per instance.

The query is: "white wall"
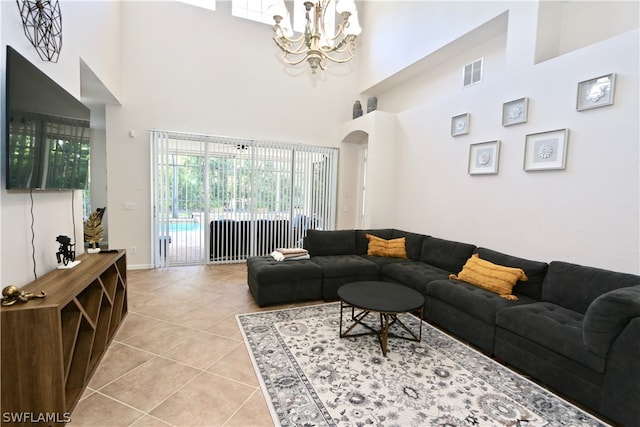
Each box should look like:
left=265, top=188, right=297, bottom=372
left=339, top=111, right=398, bottom=228
left=357, top=1, right=510, bottom=93
left=0, top=1, right=122, bottom=286
left=107, top=1, right=361, bottom=268
left=355, top=1, right=639, bottom=274
left=2, top=0, right=638, bottom=282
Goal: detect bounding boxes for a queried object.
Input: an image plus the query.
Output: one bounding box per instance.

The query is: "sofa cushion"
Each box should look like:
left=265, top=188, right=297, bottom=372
left=427, top=279, right=533, bottom=324
left=310, top=255, right=379, bottom=278
left=381, top=261, right=450, bottom=294
left=304, top=229, right=356, bottom=256
left=542, top=261, right=640, bottom=314
left=496, top=302, right=606, bottom=373
left=450, top=253, right=527, bottom=301
left=391, top=230, right=427, bottom=261
left=420, top=236, right=476, bottom=273
left=247, top=256, right=323, bottom=282
left=361, top=255, right=411, bottom=268
left=476, top=247, right=548, bottom=300
left=366, top=234, right=408, bottom=258
left=583, top=285, right=640, bottom=357
left=246, top=256, right=324, bottom=306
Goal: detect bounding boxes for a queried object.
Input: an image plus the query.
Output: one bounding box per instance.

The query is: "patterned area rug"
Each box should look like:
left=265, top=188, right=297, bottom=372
left=237, top=303, right=609, bottom=427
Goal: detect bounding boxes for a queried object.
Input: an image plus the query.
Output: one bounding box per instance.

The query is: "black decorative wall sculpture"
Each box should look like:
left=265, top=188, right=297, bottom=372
left=16, top=0, right=62, bottom=62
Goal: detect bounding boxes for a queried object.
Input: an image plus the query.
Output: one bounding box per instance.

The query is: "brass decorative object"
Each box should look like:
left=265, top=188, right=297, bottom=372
left=84, top=207, right=106, bottom=250
left=16, top=0, right=63, bottom=62
left=1, top=285, right=46, bottom=306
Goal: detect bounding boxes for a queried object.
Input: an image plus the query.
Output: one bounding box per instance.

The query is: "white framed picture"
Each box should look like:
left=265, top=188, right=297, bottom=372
left=577, top=74, right=615, bottom=111
left=502, top=97, right=528, bottom=126
left=468, top=140, right=500, bottom=175
left=524, top=129, right=569, bottom=171
left=451, top=113, right=470, bottom=137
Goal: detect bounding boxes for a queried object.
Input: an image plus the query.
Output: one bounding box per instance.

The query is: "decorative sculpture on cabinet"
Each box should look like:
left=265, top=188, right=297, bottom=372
left=55, top=235, right=75, bottom=265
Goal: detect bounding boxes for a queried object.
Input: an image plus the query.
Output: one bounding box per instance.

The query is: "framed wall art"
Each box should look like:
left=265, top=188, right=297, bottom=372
left=451, top=113, right=470, bottom=137
left=524, top=129, right=569, bottom=171
left=468, top=140, right=500, bottom=175
left=576, top=73, right=615, bottom=111
left=502, top=97, right=528, bottom=126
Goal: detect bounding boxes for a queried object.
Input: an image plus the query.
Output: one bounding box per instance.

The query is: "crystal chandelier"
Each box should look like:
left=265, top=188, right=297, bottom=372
left=269, top=0, right=361, bottom=73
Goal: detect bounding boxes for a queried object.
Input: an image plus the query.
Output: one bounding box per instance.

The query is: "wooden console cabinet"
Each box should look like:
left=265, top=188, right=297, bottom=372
left=1, top=250, right=127, bottom=425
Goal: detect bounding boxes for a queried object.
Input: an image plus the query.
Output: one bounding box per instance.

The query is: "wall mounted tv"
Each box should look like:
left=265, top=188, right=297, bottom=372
left=4, top=46, right=91, bottom=190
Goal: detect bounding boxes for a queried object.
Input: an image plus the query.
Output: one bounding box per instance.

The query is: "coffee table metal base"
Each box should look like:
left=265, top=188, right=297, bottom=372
left=339, top=300, right=423, bottom=357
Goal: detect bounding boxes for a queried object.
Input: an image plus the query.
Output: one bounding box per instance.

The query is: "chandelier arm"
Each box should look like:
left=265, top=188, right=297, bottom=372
left=273, top=38, right=318, bottom=65
left=321, top=48, right=355, bottom=64
left=319, top=47, right=352, bottom=58
left=279, top=51, right=315, bottom=66
left=278, top=40, right=356, bottom=67
left=322, top=15, right=350, bottom=43
left=274, top=37, right=317, bottom=57
left=319, top=38, right=350, bottom=52
left=273, top=24, right=306, bottom=44
left=319, top=35, right=356, bottom=54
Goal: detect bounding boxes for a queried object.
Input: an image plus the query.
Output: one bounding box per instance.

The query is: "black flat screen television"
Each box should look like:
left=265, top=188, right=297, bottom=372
left=4, top=46, right=91, bottom=190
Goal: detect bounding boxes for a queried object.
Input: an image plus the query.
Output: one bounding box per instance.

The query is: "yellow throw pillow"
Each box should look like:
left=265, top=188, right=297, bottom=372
left=366, top=234, right=408, bottom=258
left=449, top=253, right=527, bottom=301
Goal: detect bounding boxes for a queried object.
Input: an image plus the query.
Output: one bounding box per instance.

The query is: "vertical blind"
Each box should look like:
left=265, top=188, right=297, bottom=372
left=151, top=130, right=338, bottom=267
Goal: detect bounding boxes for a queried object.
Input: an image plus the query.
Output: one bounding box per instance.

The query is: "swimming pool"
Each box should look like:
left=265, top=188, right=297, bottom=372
left=165, top=221, right=203, bottom=232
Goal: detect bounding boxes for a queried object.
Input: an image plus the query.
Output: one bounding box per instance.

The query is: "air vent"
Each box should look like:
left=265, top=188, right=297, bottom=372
left=463, top=58, right=483, bottom=87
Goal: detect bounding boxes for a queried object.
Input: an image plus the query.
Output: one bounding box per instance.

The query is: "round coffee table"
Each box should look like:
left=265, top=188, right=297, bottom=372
left=338, top=281, right=425, bottom=356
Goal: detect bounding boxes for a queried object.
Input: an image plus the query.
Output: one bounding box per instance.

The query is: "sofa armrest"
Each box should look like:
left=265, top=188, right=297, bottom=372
left=583, top=284, right=640, bottom=357
left=600, top=317, right=640, bottom=426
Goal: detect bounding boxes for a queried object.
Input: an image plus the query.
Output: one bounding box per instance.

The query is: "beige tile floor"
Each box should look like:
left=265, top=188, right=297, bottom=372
left=69, top=263, right=312, bottom=427
left=66, top=262, right=613, bottom=427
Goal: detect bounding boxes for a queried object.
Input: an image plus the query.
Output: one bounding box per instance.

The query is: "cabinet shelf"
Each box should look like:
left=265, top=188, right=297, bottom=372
left=89, top=298, right=114, bottom=372
left=99, top=264, right=119, bottom=303
left=60, top=303, right=82, bottom=380
left=1, top=250, right=127, bottom=426
left=76, top=279, right=103, bottom=326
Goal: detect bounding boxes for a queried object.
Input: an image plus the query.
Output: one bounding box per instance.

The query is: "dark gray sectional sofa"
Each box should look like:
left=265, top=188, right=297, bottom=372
left=246, top=228, right=640, bottom=427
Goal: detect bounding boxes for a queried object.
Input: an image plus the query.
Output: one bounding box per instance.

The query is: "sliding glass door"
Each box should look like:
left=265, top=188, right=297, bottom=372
left=152, top=130, right=338, bottom=267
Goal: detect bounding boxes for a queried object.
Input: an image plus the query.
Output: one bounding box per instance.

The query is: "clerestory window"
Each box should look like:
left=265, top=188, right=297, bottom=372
left=232, top=0, right=277, bottom=24
left=177, top=0, right=216, bottom=11
left=232, top=0, right=309, bottom=32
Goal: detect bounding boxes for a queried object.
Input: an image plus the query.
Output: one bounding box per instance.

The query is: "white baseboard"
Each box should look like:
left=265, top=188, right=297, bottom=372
left=127, top=264, right=154, bottom=270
